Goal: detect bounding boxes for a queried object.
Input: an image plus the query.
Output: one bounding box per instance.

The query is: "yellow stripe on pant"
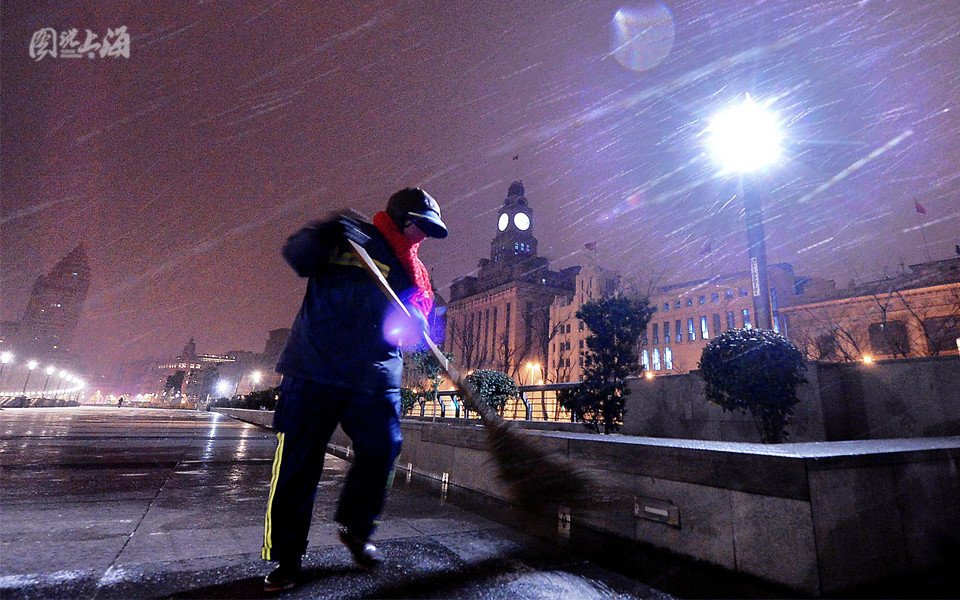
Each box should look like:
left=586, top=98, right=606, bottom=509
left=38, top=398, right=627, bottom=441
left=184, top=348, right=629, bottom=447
left=261, top=431, right=285, bottom=560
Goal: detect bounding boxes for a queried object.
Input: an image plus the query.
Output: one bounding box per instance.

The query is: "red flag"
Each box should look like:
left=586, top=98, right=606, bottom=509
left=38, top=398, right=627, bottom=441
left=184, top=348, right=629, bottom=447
left=914, top=200, right=927, bottom=214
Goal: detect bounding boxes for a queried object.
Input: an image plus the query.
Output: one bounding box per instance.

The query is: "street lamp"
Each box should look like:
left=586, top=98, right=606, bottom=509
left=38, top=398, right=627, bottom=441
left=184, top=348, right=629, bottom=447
left=0, top=351, right=12, bottom=387
left=55, top=370, right=68, bottom=399
left=22, top=360, right=38, bottom=395
left=706, top=94, right=782, bottom=331
left=42, top=365, right=56, bottom=397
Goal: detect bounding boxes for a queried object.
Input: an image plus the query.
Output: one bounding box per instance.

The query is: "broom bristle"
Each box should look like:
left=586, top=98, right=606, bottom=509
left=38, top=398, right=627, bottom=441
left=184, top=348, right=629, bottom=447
left=483, top=416, right=600, bottom=511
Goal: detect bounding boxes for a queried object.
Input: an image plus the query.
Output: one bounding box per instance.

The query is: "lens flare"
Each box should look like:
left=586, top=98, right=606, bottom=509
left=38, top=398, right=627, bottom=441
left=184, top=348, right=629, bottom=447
left=611, top=4, right=675, bottom=73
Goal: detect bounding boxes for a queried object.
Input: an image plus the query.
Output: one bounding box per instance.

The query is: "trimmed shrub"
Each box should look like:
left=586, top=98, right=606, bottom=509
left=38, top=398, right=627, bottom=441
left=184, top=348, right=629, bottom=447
left=699, top=328, right=807, bottom=443
left=464, top=369, right=519, bottom=414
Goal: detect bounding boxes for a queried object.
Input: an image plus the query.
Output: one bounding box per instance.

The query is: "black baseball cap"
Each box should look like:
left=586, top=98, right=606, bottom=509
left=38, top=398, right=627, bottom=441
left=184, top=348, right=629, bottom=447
left=386, top=188, right=448, bottom=238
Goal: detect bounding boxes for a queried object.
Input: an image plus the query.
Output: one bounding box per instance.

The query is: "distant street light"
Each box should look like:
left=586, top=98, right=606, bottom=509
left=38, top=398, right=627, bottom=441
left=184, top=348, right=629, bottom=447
left=0, top=351, right=12, bottom=387
left=55, top=370, right=68, bottom=399
left=216, top=380, right=231, bottom=397
left=21, top=360, right=38, bottom=395
left=706, top=94, right=782, bottom=331
left=42, top=365, right=56, bottom=397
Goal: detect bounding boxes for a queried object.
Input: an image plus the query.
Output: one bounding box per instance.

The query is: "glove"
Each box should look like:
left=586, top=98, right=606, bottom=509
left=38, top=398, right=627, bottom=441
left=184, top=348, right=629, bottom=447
left=337, top=215, right=371, bottom=247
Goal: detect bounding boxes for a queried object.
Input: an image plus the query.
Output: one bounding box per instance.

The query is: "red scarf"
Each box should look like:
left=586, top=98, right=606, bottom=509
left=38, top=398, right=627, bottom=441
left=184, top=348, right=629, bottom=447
left=372, top=211, right=434, bottom=316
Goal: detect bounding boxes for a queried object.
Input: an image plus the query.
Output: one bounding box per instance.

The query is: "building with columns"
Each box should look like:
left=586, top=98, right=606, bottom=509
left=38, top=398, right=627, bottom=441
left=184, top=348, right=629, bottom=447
left=444, top=181, right=578, bottom=384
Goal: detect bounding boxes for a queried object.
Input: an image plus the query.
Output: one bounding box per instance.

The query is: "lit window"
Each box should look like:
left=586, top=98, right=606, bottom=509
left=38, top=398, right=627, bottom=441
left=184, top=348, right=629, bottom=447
left=686, top=298, right=693, bottom=307
left=664, top=347, right=673, bottom=370
left=641, top=350, right=650, bottom=370
left=653, top=348, right=661, bottom=370
left=700, top=316, right=709, bottom=339
left=742, top=309, right=752, bottom=329
left=687, top=318, right=696, bottom=341
left=726, top=311, right=736, bottom=329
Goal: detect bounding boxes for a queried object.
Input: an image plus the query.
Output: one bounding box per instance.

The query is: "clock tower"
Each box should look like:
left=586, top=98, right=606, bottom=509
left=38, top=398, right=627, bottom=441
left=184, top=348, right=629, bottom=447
left=491, top=180, right=538, bottom=263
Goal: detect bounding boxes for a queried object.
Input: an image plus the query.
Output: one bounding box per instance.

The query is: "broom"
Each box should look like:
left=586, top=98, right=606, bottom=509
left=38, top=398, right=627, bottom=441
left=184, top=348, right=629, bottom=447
left=347, top=238, right=598, bottom=511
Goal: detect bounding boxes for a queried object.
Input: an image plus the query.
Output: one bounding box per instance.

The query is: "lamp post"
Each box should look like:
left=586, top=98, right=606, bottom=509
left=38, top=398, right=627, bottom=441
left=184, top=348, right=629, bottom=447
left=55, top=370, right=68, bottom=399
left=706, top=94, right=782, bottom=331
left=22, top=360, right=38, bottom=395
left=0, top=351, right=12, bottom=388
left=41, top=365, right=55, bottom=398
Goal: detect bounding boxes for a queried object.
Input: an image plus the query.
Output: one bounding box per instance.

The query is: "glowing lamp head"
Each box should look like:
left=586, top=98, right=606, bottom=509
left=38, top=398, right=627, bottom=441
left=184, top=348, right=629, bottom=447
left=706, top=95, right=782, bottom=174
left=216, top=380, right=231, bottom=395
left=46, top=365, right=56, bottom=375
left=251, top=371, right=262, bottom=384
left=644, top=371, right=655, bottom=381
left=0, top=351, right=12, bottom=364
left=60, top=370, right=68, bottom=379
left=862, top=355, right=874, bottom=364
left=27, top=360, right=38, bottom=370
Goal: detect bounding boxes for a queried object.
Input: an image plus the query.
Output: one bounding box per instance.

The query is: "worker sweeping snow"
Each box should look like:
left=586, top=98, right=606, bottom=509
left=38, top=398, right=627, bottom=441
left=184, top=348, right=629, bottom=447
left=261, top=188, right=447, bottom=593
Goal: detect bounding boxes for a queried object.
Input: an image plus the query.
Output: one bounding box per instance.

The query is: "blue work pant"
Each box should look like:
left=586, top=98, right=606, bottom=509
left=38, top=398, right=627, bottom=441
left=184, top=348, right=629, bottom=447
left=261, top=375, right=402, bottom=563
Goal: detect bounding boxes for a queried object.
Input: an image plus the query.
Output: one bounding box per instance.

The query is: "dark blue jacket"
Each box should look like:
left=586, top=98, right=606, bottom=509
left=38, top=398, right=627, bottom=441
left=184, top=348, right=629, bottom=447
left=276, top=218, right=418, bottom=394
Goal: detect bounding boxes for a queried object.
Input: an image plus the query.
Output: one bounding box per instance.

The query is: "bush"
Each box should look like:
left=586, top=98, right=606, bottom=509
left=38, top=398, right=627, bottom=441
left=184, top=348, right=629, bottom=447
left=464, top=369, right=519, bottom=414
left=399, top=387, right=417, bottom=416
left=699, top=328, right=807, bottom=443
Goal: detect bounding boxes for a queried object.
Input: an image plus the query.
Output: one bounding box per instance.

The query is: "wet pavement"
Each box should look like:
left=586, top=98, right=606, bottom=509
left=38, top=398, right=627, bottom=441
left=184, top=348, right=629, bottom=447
left=0, top=407, right=672, bottom=599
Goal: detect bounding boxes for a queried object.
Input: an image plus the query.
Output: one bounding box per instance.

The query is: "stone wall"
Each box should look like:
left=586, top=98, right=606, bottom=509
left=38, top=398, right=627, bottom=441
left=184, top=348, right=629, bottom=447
left=214, top=407, right=960, bottom=594
left=623, top=356, right=959, bottom=442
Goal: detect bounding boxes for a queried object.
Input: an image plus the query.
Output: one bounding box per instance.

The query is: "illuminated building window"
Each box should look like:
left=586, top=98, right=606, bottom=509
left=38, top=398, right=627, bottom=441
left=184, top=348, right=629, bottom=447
left=700, top=316, right=709, bottom=339
left=687, top=318, right=696, bottom=341
left=742, top=309, right=752, bottom=329
left=652, top=348, right=661, bottom=370
left=664, top=347, right=673, bottom=370
left=686, top=298, right=693, bottom=307
left=641, top=350, right=649, bottom=370
left=726, top=311, right=736, bottom=329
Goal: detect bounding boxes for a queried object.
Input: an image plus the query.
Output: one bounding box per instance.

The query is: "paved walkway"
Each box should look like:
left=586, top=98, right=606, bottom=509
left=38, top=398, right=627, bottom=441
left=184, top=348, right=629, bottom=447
left=0, top=408, right=671, bottom=599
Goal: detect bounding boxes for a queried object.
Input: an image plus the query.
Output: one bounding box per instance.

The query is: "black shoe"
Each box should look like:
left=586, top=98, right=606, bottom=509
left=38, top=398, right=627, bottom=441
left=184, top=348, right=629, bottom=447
left=338, top=527, right=384, bottom=569
left=264, top=559, right=301, bottom=593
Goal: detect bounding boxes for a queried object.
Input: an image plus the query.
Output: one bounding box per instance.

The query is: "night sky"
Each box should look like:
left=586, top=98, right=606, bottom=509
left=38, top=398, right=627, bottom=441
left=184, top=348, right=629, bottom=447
left=2, top=1, right=958, bottom=369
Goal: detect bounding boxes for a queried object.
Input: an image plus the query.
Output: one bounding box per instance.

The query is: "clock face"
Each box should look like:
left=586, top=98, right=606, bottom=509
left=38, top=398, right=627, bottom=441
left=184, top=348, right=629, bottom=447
left=498, top=213, right=509, bottom=231
left=514, top=212, right=530, bottom=231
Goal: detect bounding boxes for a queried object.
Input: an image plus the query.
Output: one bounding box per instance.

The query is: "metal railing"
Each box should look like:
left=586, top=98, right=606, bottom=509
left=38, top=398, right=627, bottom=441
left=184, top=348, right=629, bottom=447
left=412, top=382, right=580, bottom=422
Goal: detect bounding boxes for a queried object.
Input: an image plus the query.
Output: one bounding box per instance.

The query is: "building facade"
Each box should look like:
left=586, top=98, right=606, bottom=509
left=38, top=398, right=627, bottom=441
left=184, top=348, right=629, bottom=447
left=782, top=257, right=960, bottom=361
left=640, top=263, right=798, bottom=374
left=547, top=247, right=620, bottom=383
left=444, top=181, right=578, bottom=383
